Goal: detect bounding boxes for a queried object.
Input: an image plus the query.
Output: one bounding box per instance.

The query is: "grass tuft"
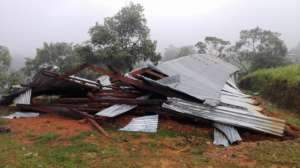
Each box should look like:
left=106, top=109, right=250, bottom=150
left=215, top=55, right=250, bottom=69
left=34, top=132, right=59, bottom=144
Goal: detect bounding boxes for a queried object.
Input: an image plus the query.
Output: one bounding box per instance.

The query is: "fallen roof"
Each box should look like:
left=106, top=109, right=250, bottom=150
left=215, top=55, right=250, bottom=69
left=156, top=54, right=239, bottom=101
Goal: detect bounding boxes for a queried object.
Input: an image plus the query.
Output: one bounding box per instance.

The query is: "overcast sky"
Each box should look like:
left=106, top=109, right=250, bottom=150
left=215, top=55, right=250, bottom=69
left=1, top=0, right=299, bottom=68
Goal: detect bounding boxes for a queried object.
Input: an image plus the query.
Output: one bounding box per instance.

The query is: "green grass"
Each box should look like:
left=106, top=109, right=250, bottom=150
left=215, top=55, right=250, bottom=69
left=34, top=132, right=60, bottom=144
left=240, top=64, right=300, bottom=112
left=0, top=118, right=8, bottom=125
left=242, top=64, right=300, bottom=87
left=0, top=133, right=102, bottom=168
left=69, top=131, right=95, bottom=142
left=249, top=140, right=300, bottom=167
left=1, top=113, right=300, bottom=168
left=287, top=118, right=300, bottom=127
left=156, top=128, right=184, bottom=137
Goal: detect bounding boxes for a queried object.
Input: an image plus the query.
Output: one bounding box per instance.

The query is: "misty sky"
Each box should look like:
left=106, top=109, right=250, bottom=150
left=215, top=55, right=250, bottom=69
left=1, top=0, right=299, bottom=68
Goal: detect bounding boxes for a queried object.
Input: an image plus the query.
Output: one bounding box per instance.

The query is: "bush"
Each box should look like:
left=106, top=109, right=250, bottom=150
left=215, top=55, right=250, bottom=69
left=240, top=64, right=300, bottom=111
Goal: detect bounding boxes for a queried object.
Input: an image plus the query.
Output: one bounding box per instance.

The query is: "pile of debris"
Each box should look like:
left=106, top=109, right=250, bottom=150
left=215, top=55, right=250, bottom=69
left=0, top=54, right=287, bottom=146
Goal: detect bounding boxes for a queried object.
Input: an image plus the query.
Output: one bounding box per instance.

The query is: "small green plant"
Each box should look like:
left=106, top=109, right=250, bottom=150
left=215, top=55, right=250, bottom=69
left=0, top=118, right=8, bottom=125
left=156, top=128, right=182, bottom=137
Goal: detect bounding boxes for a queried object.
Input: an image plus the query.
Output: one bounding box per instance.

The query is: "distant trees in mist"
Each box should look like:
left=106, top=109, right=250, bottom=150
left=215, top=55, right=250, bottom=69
left=1, top=2, right=299, bottom=90
left=164, top=27, right=289, bottom=74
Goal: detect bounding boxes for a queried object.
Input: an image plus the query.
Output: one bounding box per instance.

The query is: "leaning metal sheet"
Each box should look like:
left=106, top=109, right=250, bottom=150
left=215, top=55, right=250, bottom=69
left=213, top=128, right=229, bottom=147
left=156, top=54, right=238, bottom=100
left=213, top=122, right=242, bottom=144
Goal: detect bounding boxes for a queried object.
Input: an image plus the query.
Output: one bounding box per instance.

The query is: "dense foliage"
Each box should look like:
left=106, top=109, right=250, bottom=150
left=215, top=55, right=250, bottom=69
left=0, top=46, right=11, bottom=71
left=229, top=27, right=288, bottom=73
left=0, top=46, right=23, bottom=90
left=22, top=3, right=161, bottom=76
left=195, top=36, right=230, bottom=58
left=240, top=64, right=300, bottom=111
left=24, top=42, right=78, bottom=76
left=81, top=2, right=161, bottom=72
left=194, top=27, right=288, bottom=74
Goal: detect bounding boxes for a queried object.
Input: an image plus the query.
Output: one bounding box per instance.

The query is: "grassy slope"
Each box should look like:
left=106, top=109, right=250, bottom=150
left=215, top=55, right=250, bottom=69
left=240, top=64, right=300, bottom=111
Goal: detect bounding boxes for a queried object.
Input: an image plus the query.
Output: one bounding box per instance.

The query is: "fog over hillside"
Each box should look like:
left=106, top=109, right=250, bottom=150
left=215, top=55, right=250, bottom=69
left=1, top=0, right=299, bottom=69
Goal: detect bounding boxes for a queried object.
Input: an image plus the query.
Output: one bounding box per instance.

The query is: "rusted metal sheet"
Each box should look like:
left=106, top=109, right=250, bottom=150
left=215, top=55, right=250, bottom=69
left=91, top=65, right=203, bottom=103
left=69, top=75, right=99, bottom=88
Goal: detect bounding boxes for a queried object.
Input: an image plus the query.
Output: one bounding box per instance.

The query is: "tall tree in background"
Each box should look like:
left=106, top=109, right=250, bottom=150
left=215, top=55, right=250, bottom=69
left=194, top=41, right=207, bottom=54
left=234, top=27, right=288, bottom=72
left=0, top=46, right=23, bottom=90
left=82, top=2, right=161, bottom=72
left=288, top=42, right=300, bottom=63
left=24, top=42, right=77, bottom=76
left=0, top=46, right=12, bottom=89
left=195, top=36, right=230, bottom=57
left=177, top=45, right=196, bottom=57
left=0, top=45, right=11, bottom=71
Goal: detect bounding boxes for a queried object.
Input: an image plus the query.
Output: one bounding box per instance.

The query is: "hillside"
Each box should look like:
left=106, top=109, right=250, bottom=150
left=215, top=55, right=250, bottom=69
left=240, top=64, right=300, bottom=111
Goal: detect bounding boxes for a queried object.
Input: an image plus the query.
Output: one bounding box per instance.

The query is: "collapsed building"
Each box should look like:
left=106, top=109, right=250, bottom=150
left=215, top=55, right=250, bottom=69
left=0, top=54, right=287, bottom=146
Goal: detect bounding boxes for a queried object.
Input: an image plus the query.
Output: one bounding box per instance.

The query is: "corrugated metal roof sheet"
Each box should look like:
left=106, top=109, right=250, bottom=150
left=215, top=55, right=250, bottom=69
left=13, top=89, right=31, bottom=105
left=157, top=54, right=239, bottom=100
left=96, top=95, right=151, bottom=117
left=213, top=129, right=229, bottom=147
left=119, top=115, right=159, bottom=133
left=69, top=75, right=99, bottom=88
left=163, top=98, right=285, bottom=136
left=96, top=104, right=137, bottom=117
left=213, top=122, right=241, bottom=144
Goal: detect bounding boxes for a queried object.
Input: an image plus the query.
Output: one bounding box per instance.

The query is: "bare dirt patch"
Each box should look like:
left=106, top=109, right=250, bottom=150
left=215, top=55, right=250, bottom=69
left=7, top=113, right=92, bottom=144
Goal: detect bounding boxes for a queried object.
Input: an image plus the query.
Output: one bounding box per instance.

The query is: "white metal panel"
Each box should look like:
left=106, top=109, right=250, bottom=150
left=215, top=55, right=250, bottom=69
left=13, top=89, right=32, bottom=105
left=119, top=115, right=159, bottom=133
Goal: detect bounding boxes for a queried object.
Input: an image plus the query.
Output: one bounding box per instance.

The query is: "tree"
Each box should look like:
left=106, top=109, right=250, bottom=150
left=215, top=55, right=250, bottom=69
left=82, top=2, right=161, bottom=72
left=0, top=46, right=23, bottom=90
left=177, top=45, right=196, bottom=57
left=289, top=42, right=300, bottom=63
left=234, top=27, right=288, bottom=71
left=0, top=46, right=12, bottom=89
left=195, top=36, right=230, bottom=57
left=0, top=45, right=12, bottom=71
left=195, top=41, right=207, bottom=54
left=24, top=42, right=77, bottom=76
